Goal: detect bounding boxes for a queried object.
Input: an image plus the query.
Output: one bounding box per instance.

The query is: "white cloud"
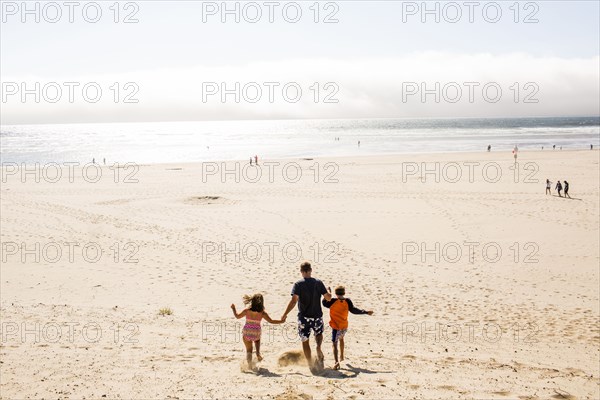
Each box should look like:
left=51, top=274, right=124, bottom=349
left=2, top=52, right=599, bottom=124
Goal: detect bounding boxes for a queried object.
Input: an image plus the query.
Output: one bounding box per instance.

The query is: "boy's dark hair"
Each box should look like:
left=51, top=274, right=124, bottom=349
left=243, top=294, right=265, bottom=312
left=300, top=261, right=312, bottom=273
left=335, top=286, right=345, bottom=295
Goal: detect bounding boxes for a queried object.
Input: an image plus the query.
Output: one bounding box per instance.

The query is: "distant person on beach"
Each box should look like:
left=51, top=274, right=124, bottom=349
left=255, top=155, right=258, bottom=165
left=231, top=294, right=284, bottom=370
left=282, top=261, right=332, bottom=371
left=322, top=285, right=373, bottom=370
left=487, top=145, right=491, bottom=152
left=92, top=158, right=95, bottom=164
left=564, top=181, right=571, bottom=198
left=591, top=144, right=594, bottom=150
left=546, top=179, right=552, bottom=195
left=555, top=180, right=563, bottom=197
left=250, top=157, right=253, bottom=166
left=512, top=145, right=518, bottom=163
left=553, top=145, right=556, bottom=150
left=358, top=141, right=360, bottom=148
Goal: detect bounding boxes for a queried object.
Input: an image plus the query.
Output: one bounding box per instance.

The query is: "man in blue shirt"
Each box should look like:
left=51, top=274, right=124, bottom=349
left=282, top=261, right=332, bottom=368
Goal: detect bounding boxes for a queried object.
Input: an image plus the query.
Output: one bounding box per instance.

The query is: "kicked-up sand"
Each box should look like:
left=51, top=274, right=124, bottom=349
left=1, top=150, right=599, bottom=399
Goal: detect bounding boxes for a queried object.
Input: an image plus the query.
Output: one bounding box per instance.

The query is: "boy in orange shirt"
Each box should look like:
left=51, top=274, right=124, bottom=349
left=322, top=286, right=373, bottom=369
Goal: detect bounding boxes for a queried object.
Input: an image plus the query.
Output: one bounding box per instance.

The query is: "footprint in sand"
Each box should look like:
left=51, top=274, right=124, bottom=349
left=184, top=196, right=236, bottom=205
left=275, top=388, right=313, bottom=400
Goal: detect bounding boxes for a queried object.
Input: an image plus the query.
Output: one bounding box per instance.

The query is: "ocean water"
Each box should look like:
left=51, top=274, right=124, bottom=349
left=1, top=117, right=599, bottom=164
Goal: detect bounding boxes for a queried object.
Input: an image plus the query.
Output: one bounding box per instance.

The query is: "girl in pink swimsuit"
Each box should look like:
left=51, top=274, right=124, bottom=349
left=231, top=293, right=284, bottom=368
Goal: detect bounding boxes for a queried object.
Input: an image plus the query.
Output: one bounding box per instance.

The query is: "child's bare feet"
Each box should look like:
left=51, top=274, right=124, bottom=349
left=333, top=362, right=340, bottom=370
left=256, top=354, right=263, bottom=362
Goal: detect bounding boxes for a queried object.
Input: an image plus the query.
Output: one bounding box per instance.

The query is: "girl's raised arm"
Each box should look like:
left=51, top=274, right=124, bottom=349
left=230, top=304, right=247, bottom=319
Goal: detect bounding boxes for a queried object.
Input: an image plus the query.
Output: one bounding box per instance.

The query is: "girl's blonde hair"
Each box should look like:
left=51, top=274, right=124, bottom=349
left=243, top=293, right=265, bottom=312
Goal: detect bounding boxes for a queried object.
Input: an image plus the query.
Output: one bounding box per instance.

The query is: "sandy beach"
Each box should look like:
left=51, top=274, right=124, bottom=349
left=1, top=149, right=599, bottom=399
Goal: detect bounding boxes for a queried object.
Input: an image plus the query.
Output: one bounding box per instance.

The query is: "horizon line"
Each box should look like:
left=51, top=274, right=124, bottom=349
left=3, top=115, right=600, bottom=127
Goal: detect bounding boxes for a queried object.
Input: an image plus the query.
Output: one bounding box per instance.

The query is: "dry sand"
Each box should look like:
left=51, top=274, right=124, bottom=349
left=1, top=150, right=599, bottom=399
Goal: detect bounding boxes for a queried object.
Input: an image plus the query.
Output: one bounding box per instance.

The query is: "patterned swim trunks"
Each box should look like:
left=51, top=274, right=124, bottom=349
left=297, top=316, right=324, bottom=342
left=331, top=328, right=347, bottom=343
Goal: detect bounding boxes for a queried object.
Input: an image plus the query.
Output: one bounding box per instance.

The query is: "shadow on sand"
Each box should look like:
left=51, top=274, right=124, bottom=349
left=314, top=363, right=394, bottom=379
left=550, top=194, right=582, bottom=200
left=255, top=367, right=283, bottom=377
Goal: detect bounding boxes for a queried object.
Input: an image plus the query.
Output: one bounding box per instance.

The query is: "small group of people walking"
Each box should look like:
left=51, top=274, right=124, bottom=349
left=231, top=261, right=373, bottom=372
left=91, top=158, right=106, bottom=165
left=546, top=179, right=571, bottom=198
left=249, top=155, right=259, bottom=166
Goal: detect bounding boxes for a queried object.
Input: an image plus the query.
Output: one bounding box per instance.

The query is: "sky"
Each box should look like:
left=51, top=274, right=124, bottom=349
left=1, top=0, right=599, bottom=124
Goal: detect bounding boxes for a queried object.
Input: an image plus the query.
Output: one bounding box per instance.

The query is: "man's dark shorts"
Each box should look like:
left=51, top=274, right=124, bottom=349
left=297, top=316, right=324, bottom=342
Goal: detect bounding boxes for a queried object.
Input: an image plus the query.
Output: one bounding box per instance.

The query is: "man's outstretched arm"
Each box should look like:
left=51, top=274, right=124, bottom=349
left=282, top=294, right=299, bottom=320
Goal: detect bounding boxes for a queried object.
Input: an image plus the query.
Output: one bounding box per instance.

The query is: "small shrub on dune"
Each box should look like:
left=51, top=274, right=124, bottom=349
left=159, top=307, right=173, bottom=316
